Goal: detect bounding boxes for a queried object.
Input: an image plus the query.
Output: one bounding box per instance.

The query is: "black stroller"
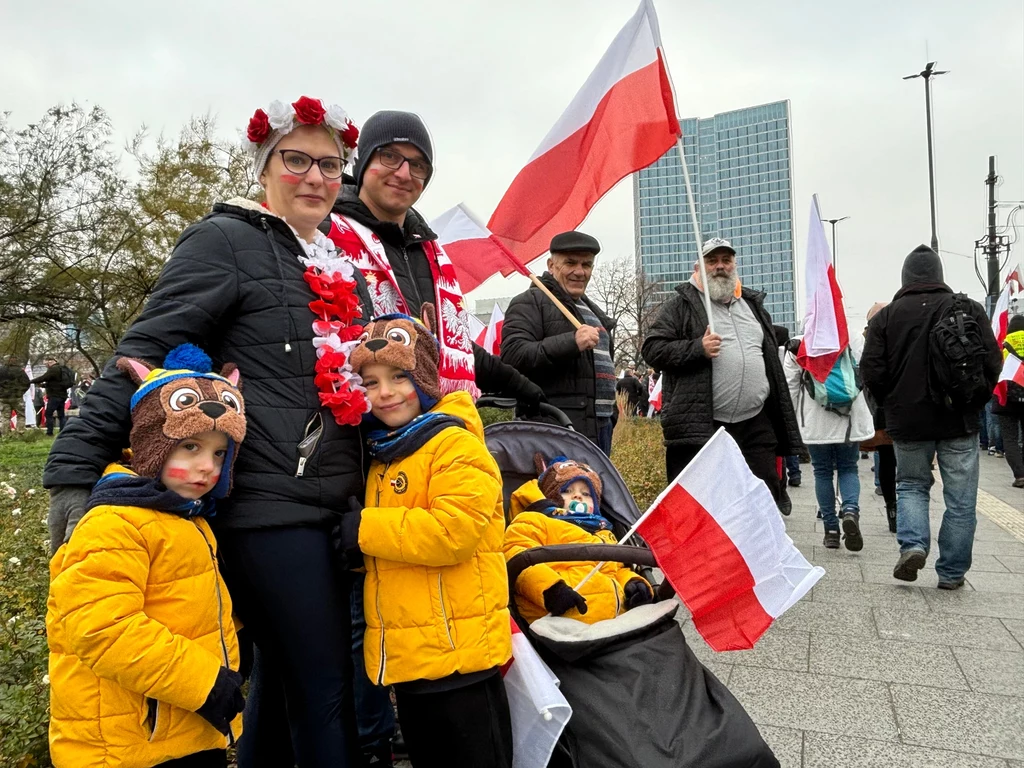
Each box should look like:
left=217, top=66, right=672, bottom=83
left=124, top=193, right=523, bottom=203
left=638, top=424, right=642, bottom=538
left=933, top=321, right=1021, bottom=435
left=480, top=399, right=779, bottom=768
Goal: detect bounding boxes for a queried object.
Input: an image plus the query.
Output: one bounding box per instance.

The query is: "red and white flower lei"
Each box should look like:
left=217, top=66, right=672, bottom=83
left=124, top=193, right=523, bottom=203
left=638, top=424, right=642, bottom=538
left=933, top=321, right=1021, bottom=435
left=295, top=230, right=371, bottom=426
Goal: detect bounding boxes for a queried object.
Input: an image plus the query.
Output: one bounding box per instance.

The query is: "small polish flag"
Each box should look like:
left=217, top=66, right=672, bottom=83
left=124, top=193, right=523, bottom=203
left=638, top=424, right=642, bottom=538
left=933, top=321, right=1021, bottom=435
left=9, top=410, right=16, bottom=431
left=467, top=311, right=487, bottom=347
left=430, top=203, right=530, bottom=294
left=999, top=354, right=1024, bottom=389
left=637, top=428, right=824, bottom=651
left=502, top=618, right=572, bottom=768
left=646, top=375, right=662, bottom=416
left=481, top=304, right=504, bottom=356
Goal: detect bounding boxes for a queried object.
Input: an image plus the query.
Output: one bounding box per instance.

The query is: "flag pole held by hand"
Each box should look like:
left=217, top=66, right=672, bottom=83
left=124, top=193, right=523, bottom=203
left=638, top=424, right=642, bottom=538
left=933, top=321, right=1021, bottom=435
left=487, top=232, right=583, bottom=331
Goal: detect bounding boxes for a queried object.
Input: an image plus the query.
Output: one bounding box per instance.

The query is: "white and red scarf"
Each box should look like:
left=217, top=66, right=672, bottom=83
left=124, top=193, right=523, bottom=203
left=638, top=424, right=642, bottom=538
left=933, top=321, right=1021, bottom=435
left=328, top=213, right=480, bottom=399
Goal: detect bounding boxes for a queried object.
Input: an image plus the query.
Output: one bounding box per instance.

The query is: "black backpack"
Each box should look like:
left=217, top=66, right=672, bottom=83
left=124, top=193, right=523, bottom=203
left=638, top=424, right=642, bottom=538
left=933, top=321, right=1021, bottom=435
left=928, top=294, right=990, bottom=411
left=59, top=365, right=76, bottom=391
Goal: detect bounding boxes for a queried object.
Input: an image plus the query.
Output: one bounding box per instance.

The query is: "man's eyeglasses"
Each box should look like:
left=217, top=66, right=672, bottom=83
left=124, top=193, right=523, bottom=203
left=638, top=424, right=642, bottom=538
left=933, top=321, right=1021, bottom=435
left=375, top=148, right=432, bottom=180
left=276, top=150, right=344, bottom=179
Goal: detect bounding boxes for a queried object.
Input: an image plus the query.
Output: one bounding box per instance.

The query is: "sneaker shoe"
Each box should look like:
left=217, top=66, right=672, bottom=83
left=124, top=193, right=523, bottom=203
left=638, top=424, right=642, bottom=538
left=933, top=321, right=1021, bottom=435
left=893, top=549, right=927, bottom=582
left=1013, top=478, right=1024, bottom=489
left=788, top=477, right=801, bottom=488
left=874, top=486, right=884, bottom=496
left=841, top=512, right=863, bottom=552
left=822, top=530, right=841, bottom=549
left=988, top=447, right=996, bottom=456
left=937, top=577, right=966, bottom=591
left=995, top=451, right=1004, bottom=459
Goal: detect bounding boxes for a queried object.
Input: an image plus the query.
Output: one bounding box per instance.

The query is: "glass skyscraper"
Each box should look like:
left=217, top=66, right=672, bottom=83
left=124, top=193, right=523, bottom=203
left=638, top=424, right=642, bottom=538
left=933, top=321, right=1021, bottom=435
left=634, top=100, right=796, bottom=328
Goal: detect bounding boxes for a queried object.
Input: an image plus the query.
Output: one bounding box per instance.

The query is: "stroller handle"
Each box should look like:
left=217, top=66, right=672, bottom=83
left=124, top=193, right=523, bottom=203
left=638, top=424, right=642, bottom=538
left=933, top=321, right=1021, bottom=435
left=506, top=543, right=658, bottom=599
left=476, top=396, right=574, bottom=429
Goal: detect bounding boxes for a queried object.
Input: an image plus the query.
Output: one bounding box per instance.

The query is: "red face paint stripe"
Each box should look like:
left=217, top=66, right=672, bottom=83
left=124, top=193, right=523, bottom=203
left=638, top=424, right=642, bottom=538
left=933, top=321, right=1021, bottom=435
left=280, top=173, right=303, bottom=185
left=165, top=468, right=189, bottom=480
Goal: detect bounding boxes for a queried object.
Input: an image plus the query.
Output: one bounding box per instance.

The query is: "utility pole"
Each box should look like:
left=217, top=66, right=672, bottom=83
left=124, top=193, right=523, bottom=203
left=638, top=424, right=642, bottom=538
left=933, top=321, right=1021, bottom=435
left=904, top=62, right=949, bottom=253
left=822, top=216, right=850, bottom=272
left=986, top=156, right=1000, bottom=312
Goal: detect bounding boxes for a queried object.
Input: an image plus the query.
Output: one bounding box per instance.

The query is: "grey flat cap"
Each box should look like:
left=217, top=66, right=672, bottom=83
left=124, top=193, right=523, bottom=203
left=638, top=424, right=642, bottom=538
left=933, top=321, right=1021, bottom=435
left=550, top=231, right=601, bottom=255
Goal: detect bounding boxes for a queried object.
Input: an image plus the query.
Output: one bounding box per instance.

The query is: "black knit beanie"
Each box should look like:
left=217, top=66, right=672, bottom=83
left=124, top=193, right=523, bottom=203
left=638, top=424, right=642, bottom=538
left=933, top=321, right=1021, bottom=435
left=353, top=111, right=434, bottom=189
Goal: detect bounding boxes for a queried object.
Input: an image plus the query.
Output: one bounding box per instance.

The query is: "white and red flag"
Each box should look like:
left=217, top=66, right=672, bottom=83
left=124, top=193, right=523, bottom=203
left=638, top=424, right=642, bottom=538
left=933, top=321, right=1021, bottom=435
left=636, top=428, right=824, bottom=651
left=797, top=195, right=849, bottom=382
left=487, top=0, right=681, bottom=264
left=998, top=354, right=1024, bottom=389
left=646, top=375, right=662, bottom=416
left=992, top=270, right=1021, bottom=346
left=502, top=618, right=572, bottom=768
left=430, top=203, right=531, bottom=294
left=8, top=410, right=15, bottom=431
left=479, top=303, right=505, bottom=356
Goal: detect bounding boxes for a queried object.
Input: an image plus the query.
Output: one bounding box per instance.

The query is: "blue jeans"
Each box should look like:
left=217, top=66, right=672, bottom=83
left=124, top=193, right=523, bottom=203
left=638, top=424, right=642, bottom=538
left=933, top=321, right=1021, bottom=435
left=785, top=454, right=802, bottom=484
left=985, top=401, right=1003, bottom=452
left=894, top=435, right=980, bottom=581
left=808, top=443, right=861, bottom=531
left=597, top=418, right=613, bottom=457
left=351, top=574, right=395, bottom=755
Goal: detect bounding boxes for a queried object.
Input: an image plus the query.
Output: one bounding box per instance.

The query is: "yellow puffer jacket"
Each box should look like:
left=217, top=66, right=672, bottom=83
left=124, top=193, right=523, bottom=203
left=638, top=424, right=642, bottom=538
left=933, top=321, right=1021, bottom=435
left=360, top=391, right=512, bottom=686
left=47, top=464, right=241, bottom=768
left=503, top=480, right=651, bottom=625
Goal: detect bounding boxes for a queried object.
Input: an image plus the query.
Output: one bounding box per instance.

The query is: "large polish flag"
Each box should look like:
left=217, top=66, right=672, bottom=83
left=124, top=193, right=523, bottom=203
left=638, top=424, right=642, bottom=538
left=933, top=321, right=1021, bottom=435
left=637, top=428, right=824, bottom=651
left=488, top=0, right=681, bottom=264
left=797, top=195, right=850, bottom=382
left=430, top=204, right=531, bottom=294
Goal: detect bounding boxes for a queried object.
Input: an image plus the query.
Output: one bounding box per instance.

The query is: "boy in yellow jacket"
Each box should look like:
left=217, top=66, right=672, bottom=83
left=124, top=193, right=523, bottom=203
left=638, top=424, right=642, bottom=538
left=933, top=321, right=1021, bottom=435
left=47, top=345, right=247, bottom=768
left=338, top=308, right=513, bottom=768
left=504, top=456, right=654, bottom=624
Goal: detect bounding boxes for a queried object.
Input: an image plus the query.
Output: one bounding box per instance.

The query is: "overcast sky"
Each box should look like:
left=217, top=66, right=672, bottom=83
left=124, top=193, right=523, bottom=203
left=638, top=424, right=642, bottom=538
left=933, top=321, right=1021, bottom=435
left=2, top=0, right=1022, bottom=324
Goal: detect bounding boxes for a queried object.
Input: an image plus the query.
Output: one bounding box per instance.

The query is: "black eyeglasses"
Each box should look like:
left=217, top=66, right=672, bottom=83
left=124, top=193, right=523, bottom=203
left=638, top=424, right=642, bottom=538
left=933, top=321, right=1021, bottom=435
left=276, top=149, right=345, bottom=179
left=375, top=147, right=432, bottom=180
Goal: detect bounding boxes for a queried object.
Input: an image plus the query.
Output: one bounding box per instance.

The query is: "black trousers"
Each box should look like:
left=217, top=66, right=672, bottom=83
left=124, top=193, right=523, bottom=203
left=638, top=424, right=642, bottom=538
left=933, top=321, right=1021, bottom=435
left=998, top=412, right=1024, bottom=479
left=877, top=444, right=897, bottom=505
left=158, top=750, right=227, bottom=767
left=45, top=398, right=66, bottom=434
left=394, top=673, right=513, bottom=768
left=666, top=409, right=781, bottom=500
left=218, top=525, right=359, bottom=768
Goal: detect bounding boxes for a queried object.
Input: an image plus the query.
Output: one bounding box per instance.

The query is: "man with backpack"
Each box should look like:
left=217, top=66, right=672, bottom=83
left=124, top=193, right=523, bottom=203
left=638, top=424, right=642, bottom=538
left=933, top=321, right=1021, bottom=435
left=30, top=358, right=75, bottom=436
left=861, top=245, right=1001, bottom=589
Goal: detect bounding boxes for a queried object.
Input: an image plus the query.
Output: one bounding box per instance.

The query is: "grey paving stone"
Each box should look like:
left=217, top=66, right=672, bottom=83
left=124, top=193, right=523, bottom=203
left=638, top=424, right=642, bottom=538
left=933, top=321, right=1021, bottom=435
left=1002, top=619, right=1024, bottom=649
left=952, top=646, right=1024, bottom=697
left=923, top=587, right=1024, bottom=620
left=773, top=600, right=877, bottom=638
left=861, top=563, right=975, bottom=590
left=874, top=607, right=1023, bottom=651
left=809, top=634, right=968, bottom=689
left=783, top=517, right=819, bottom=533
left=965, top=571, right=1024, bottom=594
left=802, top=732, right=1009, bottom=768
left=812, top=545, right=912, bottom=566
left=755, top=725, right=803, bottom=768
left=995, top=555, right=1024, bottom=574
left=684, top=625, right=810, bottom=673
left=971, top=540, right=1024, bottom=557
left=727, top=666, right=898, bottom=741
left=817, top=561, right=864, bottom=583
left=811, top=579, right=930, bottom=611
left=891, top=684, right=1024, bottom=760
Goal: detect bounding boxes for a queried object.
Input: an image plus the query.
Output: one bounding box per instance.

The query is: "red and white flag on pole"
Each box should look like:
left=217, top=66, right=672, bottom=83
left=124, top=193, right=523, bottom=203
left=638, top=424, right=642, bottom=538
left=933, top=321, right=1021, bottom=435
left=636, top=428, right=824, bottom=651
left=480, top=303, right=505, bottom=356
left=992, top=271, right=1021, bottom=346
left=998, top=354, right=1024, bottom=389
left=502, top=618, right=572, bottom=768
left=23, top=363, right=37, bottom=428
left=8, top=410, right=15, bottom=431
left=467, top=311, right=487, bottom=347
left=797, top=195, right=850, bottom=382
left=430, top=204, right=530, bottom=294
left=646, top=375, right=662, bottom=416
left=487, top=0, right=681, bottom=264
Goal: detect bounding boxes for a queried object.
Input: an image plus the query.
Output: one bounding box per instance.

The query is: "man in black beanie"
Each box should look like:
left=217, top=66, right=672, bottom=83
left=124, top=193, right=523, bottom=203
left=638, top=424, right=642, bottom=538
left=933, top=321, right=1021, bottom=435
left=861, top=245, right=1001, bottom=590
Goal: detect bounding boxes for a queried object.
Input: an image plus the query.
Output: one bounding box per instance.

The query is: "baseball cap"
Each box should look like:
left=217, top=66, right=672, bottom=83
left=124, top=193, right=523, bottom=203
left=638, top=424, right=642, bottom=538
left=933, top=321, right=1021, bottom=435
left=701, top=238, right=736, bottom=257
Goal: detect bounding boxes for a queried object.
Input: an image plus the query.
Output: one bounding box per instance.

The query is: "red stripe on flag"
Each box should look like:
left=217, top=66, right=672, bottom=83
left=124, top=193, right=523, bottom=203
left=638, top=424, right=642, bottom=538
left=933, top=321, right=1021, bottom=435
left=797, top=263, right=849, bottom=382
left=637, top=483, right=772, bottom=651
left=489, top=59, right=679, bottom=263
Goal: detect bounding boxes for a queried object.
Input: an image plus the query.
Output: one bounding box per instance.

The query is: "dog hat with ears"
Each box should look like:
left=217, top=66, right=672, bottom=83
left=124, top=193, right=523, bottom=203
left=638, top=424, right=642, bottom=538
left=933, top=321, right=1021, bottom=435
left=535, top=453, right=603, bottom=515
left=116, top=344, right=246, bottom=495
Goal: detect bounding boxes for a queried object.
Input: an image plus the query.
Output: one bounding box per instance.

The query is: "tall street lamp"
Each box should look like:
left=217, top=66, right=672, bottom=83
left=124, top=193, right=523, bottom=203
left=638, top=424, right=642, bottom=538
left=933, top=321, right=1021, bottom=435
left=904, top=61, right=949, bottom=252
left=822, top=216, right=850, bottom=271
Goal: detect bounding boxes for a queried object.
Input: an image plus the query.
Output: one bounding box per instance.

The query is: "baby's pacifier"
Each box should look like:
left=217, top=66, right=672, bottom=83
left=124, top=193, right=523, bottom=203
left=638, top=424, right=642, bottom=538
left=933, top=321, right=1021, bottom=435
left=567, top=500, right=588, bottom=514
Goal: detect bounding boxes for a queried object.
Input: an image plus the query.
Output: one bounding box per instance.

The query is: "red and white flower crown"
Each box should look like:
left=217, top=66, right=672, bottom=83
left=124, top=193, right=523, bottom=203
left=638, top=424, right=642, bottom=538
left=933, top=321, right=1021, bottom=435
left=246, top=96, right=359, bottom=162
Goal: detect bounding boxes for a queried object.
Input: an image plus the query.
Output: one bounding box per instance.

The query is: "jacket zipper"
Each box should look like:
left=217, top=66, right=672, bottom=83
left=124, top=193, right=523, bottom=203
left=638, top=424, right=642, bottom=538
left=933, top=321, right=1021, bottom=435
left=296, top=413, right=324, bottom=477
left=437, top=574, right=455, bottom=650
left=373, top=462, right=391, bottom=684
left=198, top=523, right=236, bottom=747
left=400, top=245, right=425, bottom=310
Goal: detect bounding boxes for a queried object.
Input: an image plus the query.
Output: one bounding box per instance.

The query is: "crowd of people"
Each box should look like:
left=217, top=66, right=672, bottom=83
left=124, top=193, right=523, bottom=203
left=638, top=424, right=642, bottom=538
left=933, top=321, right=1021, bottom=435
left=21, top=94, right=1024, bottom=768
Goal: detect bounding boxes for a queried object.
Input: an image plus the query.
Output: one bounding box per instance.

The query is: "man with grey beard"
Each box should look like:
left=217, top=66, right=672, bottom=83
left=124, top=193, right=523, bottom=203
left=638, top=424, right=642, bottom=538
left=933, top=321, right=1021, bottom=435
left=642, top=238, right=803, bottom=501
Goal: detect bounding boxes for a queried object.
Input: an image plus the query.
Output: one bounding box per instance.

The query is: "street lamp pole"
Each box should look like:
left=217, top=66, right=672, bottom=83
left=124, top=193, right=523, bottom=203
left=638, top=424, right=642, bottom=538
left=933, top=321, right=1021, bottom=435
left=822, top=216, right=850, bottom=271
left=904, top=61, right=949, bottom=252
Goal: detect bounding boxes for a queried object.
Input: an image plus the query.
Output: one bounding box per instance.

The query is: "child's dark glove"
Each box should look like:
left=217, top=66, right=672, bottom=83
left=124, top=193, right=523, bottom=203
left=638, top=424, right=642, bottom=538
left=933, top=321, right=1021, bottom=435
left=624, top=578, right=654, bottom=609
left=196, top=667, right=244, bottom=736
left=331, top=496, right=364, bottom=570
left=543, top=581, right=588, bottom=616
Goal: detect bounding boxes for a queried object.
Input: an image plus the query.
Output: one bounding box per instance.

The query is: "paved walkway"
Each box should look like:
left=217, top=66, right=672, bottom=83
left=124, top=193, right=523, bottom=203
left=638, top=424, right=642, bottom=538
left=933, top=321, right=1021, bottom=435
left=680, top=451, right=1024, bottom=767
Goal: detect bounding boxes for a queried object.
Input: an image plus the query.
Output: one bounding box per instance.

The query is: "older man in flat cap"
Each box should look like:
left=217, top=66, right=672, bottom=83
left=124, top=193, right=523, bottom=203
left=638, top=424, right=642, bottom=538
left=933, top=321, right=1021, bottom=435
left=502, top=230, right=618, bottom=454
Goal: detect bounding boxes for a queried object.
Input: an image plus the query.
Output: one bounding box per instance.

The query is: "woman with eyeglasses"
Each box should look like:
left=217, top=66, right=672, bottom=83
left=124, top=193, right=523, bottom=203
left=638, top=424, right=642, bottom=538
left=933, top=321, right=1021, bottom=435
left=42, top=97, right=371, bottom=767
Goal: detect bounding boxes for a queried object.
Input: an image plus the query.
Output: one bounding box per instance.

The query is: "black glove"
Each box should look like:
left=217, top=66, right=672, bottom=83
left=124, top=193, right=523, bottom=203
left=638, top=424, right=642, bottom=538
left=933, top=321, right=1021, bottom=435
left=786, top=337, right=802, bottom=356
left=624, top=579, right=654, bottom=610
left=331, top=496, right=364, bottom=570
left=543, top=581, right=588, bottom=616
left=196, top=667, right=245, bottom=736
left=512, top=377, right=546, bottom=419
left=48, top=486, right=91, bottom=555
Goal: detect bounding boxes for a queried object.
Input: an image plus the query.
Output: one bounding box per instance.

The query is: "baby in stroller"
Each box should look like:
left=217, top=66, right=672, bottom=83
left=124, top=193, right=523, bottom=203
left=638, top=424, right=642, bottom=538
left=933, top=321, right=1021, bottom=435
left=503, top=455, right=654, bottom=624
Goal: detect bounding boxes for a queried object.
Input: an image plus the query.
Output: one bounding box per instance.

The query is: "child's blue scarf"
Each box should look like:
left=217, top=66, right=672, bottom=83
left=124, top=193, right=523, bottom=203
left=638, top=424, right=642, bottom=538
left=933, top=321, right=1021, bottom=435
left=86, top=473, right=216, bottom=519
left=527, top=499, right=612, bottom=534
left=366, top=412, right=466, bottom=463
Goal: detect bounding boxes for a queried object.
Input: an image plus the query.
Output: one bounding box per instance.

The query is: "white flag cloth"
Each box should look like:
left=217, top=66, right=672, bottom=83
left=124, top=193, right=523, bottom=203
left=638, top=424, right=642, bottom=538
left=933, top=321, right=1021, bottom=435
left=482, top=303, right=505, bottom=356
left=646, top=375, right=662, bottom=416
left=23, top=363, right=36, bottom=427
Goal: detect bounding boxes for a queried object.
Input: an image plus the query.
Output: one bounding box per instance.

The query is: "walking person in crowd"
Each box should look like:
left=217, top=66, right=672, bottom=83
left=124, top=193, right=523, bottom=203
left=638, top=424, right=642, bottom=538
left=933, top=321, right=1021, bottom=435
left=861, top=303, right=898, bottom=532
left=501, top=230, right=618, bottom=454
left=0, top=355, right=30, bottom=434
left=43, top=96, right=373, bottom=766
left=338, top=310, right=513, bottom=768
left=47, top=347, right=248, bottom=768
left=642, top=238, right=803, bottom=498
left=994, top=314, right=1024, bottom=488
left=31, top=358, right=75, bottom=435
left=861, top=245, right=1001, bottom=588
left=783, top=337, right=874, bottom=550
left=616, top=367, right=647, bottom=417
